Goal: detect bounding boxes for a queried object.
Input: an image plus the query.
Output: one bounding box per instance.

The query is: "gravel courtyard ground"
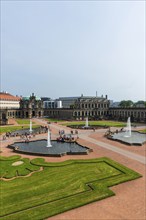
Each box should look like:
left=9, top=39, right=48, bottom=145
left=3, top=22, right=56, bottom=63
left=0, top=119, right=145, bottom=220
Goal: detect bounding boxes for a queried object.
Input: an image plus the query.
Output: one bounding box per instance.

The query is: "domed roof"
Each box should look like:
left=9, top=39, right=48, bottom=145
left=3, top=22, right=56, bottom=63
left=35, top=96, right=41, bottom=100
left=22, top=95, right=41, bottom=101
left=22, top=97, right=30, bottom=101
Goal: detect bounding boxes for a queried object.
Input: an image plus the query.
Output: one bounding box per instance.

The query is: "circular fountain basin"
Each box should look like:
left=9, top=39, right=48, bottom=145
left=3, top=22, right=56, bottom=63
left=110, top=131, right=146, bottom=146
left=8, top=140, right=90, bottom=156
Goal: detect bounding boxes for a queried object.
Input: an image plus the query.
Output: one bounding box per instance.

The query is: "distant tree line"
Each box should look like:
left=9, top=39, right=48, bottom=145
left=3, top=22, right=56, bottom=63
left=119, top=100, right=146, bottom=108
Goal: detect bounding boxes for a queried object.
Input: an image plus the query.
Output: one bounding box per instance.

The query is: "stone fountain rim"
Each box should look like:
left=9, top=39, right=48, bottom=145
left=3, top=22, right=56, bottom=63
left=108, top=130, right=146, bottom=146
left=7, top=139, right=90, bottom=157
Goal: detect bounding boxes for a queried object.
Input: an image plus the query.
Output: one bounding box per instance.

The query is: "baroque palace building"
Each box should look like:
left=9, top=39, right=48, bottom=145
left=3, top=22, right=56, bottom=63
left=19, top=93, right=43, bottom=118
left=44, top=95, right=110, bottom=120
left=73, top=95, right=109, bottom=119
left=0, top=92, right=21, bottom=125
left=0, top=92, right=43, bottom=124
left=108, top=107, right=146, bottom=122
left=0, top=92, right=146, bottom=124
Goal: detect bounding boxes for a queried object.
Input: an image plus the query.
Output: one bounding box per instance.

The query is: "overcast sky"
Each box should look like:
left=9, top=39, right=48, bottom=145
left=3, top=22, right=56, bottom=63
left=1, top=1, right=145, bottom=101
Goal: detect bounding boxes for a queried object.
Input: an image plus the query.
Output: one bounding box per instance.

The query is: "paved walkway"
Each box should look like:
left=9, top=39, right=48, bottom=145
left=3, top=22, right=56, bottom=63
left=49, top=122, right=146, bottom=165
left=80, top=134, right=146, bottom=164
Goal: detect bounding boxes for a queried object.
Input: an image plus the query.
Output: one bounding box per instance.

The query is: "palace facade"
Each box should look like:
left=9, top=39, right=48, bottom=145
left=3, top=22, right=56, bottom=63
left=0, top=92, right=146, bottom=124
left=0, top=92, right=21, bottom=125
left=19, top=93, right=43, bottom=118
left=108, top=107, right=146, bottom=122
left=0, top=93, right=43, bottom=124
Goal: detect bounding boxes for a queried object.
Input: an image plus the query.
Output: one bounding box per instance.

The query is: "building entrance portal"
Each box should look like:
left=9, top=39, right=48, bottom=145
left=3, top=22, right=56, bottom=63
left=38, top=111, right=41, bottom=117
left=32, top=111, right=35, bottom=117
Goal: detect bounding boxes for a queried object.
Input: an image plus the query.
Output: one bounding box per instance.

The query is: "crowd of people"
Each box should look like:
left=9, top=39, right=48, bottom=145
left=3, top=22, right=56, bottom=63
left=57, top=130, right=79, bottom=142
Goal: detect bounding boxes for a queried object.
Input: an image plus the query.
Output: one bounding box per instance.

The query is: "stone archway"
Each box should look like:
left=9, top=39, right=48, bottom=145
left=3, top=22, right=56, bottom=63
left=2, top=113, right=6, bottom=120
left=32, top=111, right=35, bottom=117
left=26, top=112, right=29, bottom=118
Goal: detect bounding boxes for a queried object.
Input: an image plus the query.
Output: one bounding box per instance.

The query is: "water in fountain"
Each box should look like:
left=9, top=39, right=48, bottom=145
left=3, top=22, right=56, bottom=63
left=109, top=117, right=146, bottom=145
left=46, top=129, right=52, bottom=147
left=124, top=117, right=131, bottom=137
left=29, top=120, right=33, bottom=133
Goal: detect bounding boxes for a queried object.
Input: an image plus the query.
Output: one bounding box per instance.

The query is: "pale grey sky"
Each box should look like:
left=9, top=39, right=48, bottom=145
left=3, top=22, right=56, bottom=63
left=1, top=0, right=145, bottom=101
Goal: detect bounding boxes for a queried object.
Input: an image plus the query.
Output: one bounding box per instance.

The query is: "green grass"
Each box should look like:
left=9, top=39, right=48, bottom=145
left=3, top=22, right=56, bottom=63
left=61, top=120, right=126, bottom=127
left=0, top=156, right=141, bottom=220
left=43, top=118, right=65, bottom=122
left=0, top=155, right=21, bottom=161
left=0, top=156, right=40, bottom=179
left=0, top=125, right=40, bottom=135
left=16, top=119, right=35, bottom=125
left=139, top=129, right=146, bottom=133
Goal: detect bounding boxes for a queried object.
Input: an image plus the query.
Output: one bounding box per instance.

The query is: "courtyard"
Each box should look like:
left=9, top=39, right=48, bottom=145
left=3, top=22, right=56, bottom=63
left=0, top=118, right=146, bottom=220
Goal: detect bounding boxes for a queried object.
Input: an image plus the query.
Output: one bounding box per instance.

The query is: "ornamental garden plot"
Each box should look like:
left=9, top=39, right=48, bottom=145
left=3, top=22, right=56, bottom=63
left=0, top=156, right=141, bottom=220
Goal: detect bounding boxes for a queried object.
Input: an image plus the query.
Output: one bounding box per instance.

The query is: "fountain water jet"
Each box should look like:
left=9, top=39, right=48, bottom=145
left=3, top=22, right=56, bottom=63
left=46, top=129, right=52, bottom=147
left=85, top=117, right=89, bottom=128
left=82, top=116, right=91, bottom=129
left=29, top=120, right=33, bottom=133
left=108, top=116, right=146, bottom=145
left=124, top=117, right=131, bottom=137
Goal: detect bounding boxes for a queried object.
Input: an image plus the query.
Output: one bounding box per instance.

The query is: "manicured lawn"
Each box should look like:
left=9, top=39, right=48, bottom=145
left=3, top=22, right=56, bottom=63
left=61, top=120, right=126, bottom=127
left=44, top=118, right=65, bottom=122
left=0, top=125, right=40, bottom=135
left=139, top=129, right=146, bottom=133
left=0, top=156, right=40, bottom=179
left=0, top=156, right=141, bottom=220
left=16, top=119, right=35, bottom=125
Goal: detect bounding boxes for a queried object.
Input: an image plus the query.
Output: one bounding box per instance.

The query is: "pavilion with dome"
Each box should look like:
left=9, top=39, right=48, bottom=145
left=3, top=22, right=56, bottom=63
left=20, top=93, right=43, bottom=118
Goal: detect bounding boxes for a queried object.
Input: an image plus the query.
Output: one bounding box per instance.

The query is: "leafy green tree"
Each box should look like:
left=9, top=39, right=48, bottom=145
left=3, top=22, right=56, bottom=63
left=119, top=100, right=133, bottom=107
left=133, top=100, right=146, bottom=107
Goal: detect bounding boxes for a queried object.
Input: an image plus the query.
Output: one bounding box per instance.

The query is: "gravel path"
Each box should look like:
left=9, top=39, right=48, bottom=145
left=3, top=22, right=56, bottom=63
left=49, top=122, right=146, bottom=165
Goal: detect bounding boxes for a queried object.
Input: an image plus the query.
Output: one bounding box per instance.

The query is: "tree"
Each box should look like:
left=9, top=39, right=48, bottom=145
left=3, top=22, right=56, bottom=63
left=134, top=100, right=146, bottom=107
left=119, top=100, right=133, bottom=107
